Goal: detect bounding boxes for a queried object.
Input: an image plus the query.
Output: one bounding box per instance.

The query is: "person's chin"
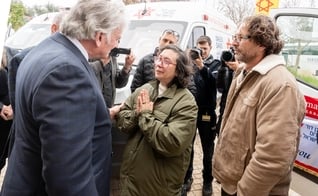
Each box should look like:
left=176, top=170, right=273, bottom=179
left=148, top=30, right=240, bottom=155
left=155, top=72, right=163, bottom=79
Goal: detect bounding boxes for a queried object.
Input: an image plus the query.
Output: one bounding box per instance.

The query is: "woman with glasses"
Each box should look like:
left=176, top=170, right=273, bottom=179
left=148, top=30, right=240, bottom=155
left=116, top=44, right=198, bottom=195
left=130, top=29, right=180, bottom=93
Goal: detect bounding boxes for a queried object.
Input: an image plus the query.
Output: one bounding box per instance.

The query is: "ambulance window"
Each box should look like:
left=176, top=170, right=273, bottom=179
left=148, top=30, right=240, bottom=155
left=117, top=20, right=186, bottom=65
left=276, top=15, right=318, bottom=89
left=187, top=26, right=205, bottom=49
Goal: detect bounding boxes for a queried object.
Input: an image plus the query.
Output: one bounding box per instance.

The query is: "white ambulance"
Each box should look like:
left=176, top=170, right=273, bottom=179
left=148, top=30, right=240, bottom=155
left=4, top=1, right=237, bottom=105
left=270, top=8, right=318, bottom=195
left=114, top=1, right=237, bottom=104
left=118, top=1, right=236, bottom=64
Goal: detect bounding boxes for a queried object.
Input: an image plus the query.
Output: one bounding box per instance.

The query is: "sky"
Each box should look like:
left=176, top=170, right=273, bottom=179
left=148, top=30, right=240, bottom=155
left=20, top=0, right=78, bottom=7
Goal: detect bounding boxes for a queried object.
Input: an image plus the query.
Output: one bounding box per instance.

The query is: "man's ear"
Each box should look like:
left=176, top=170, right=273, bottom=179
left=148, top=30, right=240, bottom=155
left=50, top=24, right=58, bottom=34
left=95, top=32, right=104, bottom=47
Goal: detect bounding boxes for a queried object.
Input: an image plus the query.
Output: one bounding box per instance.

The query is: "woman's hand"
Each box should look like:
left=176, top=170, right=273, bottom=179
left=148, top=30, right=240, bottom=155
left=136, top=89, right=153, bottom=114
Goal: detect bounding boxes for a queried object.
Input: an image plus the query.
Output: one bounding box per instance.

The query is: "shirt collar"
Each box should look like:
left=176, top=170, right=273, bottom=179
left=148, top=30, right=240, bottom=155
left=65, top=36, right=89, bottom=61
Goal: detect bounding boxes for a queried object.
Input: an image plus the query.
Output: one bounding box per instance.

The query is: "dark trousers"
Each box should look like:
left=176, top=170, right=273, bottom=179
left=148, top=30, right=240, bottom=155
left=197, top=119, right=216, bottom=184
left=0, top=119, right=12, bottom=172
left=183, top=110, right=217, bottom=184
left=221, top=188, right=237, bottom=196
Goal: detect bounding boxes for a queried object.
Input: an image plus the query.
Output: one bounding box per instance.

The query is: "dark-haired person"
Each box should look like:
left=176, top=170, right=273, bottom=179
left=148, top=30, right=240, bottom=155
left=0, top=48, right=13, bottom=174
left=182, top=35, right=222, bottom=196
left=116, top=44, right=198, bottom=195
left=90, top=52, right=135, bottom=108
left=130, top=29, right=180, bottom=92
left=212, top=15, right=306, bottom=196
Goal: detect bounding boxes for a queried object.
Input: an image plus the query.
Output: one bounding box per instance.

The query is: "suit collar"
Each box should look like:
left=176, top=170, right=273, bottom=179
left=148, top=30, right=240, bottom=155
left=51, top=33, right=90, bottom=69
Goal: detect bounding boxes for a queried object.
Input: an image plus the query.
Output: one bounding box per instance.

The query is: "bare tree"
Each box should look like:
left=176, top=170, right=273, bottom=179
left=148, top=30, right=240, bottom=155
left=123, top=0, right=143, bottom=5
left=217, top=0, right=255, bottom=26
left=280, top=0, right=317, bottom=8
left=217, top=0, right=317, bottom=27
left=280, top=0, right=302, bottom=7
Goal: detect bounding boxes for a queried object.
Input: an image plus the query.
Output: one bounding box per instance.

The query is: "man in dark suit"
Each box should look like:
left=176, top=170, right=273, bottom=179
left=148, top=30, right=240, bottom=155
left=2, top=11, right=68, bottom=161
left=0, top=0, right=126, bottom=195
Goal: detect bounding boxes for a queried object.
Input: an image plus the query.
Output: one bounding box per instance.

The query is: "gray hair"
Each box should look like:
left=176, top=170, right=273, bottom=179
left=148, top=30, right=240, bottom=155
left=52, top=11, right=68, bottom=26
left=60, top=0, right=126, bottom=40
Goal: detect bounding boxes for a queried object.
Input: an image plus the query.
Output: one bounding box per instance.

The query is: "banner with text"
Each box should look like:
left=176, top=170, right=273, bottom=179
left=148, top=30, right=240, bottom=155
left=294, top=96, right=318, bottom=177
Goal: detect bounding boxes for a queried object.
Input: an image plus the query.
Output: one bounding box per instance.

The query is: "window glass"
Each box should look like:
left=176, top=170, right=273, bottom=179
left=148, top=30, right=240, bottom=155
left=186, top=26, right=205, bottom=49
left=277, top=15, right=318, bottom=89
left=117, top=20, right=187, bottom=65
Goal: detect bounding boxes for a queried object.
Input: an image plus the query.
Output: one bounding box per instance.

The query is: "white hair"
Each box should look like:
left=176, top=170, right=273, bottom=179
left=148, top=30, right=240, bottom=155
left=60, top=0, right=126, bottom=40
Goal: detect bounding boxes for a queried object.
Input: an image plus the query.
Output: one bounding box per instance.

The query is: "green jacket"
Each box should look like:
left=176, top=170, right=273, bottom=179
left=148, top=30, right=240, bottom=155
left=116, top=80, right=198, bottom=196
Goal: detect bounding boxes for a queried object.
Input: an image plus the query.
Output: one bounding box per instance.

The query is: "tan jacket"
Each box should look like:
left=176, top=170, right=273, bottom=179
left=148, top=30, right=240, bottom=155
left=212, top=55, right=306, bottom=196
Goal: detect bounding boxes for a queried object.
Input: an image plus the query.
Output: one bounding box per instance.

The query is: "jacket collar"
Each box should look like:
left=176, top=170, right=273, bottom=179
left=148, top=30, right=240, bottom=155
left=251, top=54, right=285, bottom=75
left=203, top=54, right=214, bottom=64
left=235, top=54, right=285, bottom=83
left=149, top=80, right=178, bottom=99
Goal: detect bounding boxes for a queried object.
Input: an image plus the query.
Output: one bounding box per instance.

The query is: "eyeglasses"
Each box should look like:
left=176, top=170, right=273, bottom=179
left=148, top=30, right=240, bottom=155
left=162, top=29, right=180, bottom=41
left=154, top=55, right=176, bottom=67
left=232, top=34, right=251, bottom=42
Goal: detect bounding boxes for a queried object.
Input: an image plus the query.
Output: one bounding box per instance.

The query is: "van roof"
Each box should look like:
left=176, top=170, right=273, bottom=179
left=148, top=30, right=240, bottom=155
left=5, top=12, right=60, bottom=50
left=270, top=7, right=318, bottom=17
left=26, top=12, right=60, bottom=25
left=126, top=1, right=236, bottom=33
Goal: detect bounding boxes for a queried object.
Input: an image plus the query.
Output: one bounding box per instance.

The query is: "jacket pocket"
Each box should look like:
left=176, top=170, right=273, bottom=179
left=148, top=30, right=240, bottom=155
left=243, top=95, right=258, bottom=107
left=235, top=94, right=258, bottom=123
left=214, top=141, right=250, bottom=184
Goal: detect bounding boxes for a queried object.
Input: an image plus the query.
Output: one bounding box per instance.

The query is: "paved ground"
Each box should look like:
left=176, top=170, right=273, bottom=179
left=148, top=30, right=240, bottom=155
left=0, top=132, right=303, bottom=196
left=0, top=132, right=220, bottom=195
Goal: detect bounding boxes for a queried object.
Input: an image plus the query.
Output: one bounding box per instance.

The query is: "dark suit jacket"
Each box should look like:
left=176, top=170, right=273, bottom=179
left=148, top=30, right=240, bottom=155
left=1, top=33, right=112, bottom=196
left=7, top=46, right=33, bottom=112
left=0, top=68, right=12, bottom=170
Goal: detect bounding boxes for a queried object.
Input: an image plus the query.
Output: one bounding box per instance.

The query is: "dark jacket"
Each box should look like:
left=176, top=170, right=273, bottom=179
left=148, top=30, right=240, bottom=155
left=0, top=68, right=12, bottom=171
left=193, top=55, right=220, bottom=121
left=1, top=33, right=112, bottom=196
left=215, top=60, right=234, bottom=133
left=7, top=47, right=33, bottom=112
left=2, top=47, right=34, bottom=170
left=130, top=53, right=155, bottom=93
left=0, top=68, right=9, bottom=111
left=90, top=57, right=130, bottom=107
